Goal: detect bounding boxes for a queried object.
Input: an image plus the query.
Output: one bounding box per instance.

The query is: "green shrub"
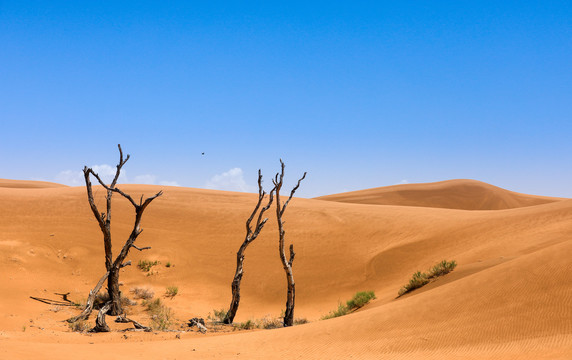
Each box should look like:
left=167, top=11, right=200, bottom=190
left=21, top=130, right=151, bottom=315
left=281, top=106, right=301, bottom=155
left=321, top=302, right=349, bottom=320
left=138, top=260, right=159, bottom=272
left=210, top=308, right=228, bottom=322
left=165, top=286, right=178, bottom=298
left=143, top=298, right=173, bottom=331
left=346, top=291, right=376, bottom=310
left=428, top=260, right=457, bottom=278
left=165, top=262, right=173, bottom=268
left=236, top=319, right=255, bottom=330
left=398, top=260, right=457, bottom=296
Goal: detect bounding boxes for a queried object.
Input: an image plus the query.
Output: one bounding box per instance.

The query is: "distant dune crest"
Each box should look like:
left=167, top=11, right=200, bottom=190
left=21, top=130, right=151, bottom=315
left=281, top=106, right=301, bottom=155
left=316, top=179, right=564, bottom=210
left=0, top=179, right=67, bottom=189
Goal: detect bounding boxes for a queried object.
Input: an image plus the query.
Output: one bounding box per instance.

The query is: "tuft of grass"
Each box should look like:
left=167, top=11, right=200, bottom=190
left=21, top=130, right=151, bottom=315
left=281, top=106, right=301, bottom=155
left=259, top=316, right=283, bottom=329
left=321, top=302, right=349, bottom=320
left=165, top=262, right=174, bottom=268
left=398, top=260, right=457, bottom=296
left=346, top=291, right=376, bottom=311
left=68, top=320, right=90, bottom=332
left=322, top=290, right=376, bottom=320
left=142, top=298, right=173, bottom=331
left=398, top=271, right=429, bottom=296
left=138, top=259, right=159, bottom=272
left=210, top=308, right=228, bottom=323
left=428, top=260, right=457, bottom=278
left=294, top=318, right=309, bottom=325
left=130, top=287, right=154, bottom=300
left=235, top=320, right=255, bottom=330
left=165, top=286, right=178, bottom=298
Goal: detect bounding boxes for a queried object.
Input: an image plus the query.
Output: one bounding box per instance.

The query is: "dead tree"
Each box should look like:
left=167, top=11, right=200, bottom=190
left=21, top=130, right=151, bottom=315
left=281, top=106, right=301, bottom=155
left=223, top=170, right=275, bottom=324
left=272, top=160, right=306, bottom=327
left=71, top=144, right=162, bottom=320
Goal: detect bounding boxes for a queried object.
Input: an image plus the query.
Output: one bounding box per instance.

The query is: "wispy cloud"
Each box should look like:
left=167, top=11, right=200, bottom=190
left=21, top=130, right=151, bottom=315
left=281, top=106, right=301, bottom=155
left=133, top=174, right=157, bottom=184
left=54, top=165, right=178, bottom=187
left=205, top=168, right=254, bottom=192
left=159, top=180, right=180, bottom=186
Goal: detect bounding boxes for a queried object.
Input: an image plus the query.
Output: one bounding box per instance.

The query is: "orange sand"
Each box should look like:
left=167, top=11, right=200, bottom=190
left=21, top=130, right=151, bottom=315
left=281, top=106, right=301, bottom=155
left=0, top=179, right=570, bottom=359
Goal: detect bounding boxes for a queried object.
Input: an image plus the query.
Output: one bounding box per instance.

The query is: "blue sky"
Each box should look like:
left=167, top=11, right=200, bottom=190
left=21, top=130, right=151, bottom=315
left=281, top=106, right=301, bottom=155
left=1, top=1, right=571, bottom=197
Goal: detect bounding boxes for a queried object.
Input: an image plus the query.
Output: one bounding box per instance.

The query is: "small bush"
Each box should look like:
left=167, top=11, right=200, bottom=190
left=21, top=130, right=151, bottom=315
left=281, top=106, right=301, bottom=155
left=143, top=298, right=173, bottom=331
left=259, top=316, right=283, bottom=329
left=236, top=320, right=255, bottom=330
left=428, top=260, right=457, bottom=278
left=130, top=287, right=154, bottom=300
left=346, top=291, right=376, bottom=310
left=165, top=262, right=173, bottom=268
left=294, top=318, right=309, bottom=325
left=321, top=302, right=349, bottom=320
left=398, top=271, right=429, bottom=296
left=138, top=260, right=159, bottom=272
left=138, top=259, right=159, bottom=272
left=322, top=290, right=376, bottom=320
left=165, top=286, right=178, bottom=298
left=211, top=308, right=228, bottom=323
left=398, top=260, right=457, bottom=296
left=68, top=320, right=90, bottom=332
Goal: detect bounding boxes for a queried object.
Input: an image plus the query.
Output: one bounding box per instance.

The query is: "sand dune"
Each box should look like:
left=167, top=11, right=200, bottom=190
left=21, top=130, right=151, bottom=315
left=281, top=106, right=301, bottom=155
left=316, top=179, right=564, bottom=210
left=0, top=179, right=67, bottom=189
left=0, top=180, right=571, bottom=359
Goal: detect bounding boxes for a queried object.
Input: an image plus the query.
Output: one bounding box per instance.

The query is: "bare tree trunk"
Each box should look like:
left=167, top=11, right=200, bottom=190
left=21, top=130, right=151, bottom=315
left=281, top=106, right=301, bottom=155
left=224, top=170, right=274, bottom=324
left=273, top=160, right=306, bottom=327
left=107, top=268, right=122, bottom=316
left=283, top=244, right=296, bottom=326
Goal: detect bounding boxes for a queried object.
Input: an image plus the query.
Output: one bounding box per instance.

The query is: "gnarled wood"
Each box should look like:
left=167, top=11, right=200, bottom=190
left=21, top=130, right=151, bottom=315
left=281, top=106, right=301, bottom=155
left=91, top=301, right=112, bottom=332
left=66, top=270, right=109, bottom=323
left=223, top=170, right=275, bottom=324
left=116, top=315, right=152, bottom=332
left=272, top=159, right=306, bottom=327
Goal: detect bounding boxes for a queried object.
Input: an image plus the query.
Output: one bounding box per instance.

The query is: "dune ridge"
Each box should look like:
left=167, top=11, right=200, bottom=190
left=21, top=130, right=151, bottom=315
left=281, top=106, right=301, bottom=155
left=0, top=179, right=67, bottom=189
left=316, top=179, right=565, bottom=210
left=0, top=180, right=570, bottom=359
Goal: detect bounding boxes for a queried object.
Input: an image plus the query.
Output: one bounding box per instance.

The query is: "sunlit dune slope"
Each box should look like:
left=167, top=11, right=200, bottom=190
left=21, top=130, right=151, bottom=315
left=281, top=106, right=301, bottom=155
left=316, top=179, right=564, bottom=210
left=0, top=181, right=571, bottom=359
left=0, top=179, right=67, bottom=189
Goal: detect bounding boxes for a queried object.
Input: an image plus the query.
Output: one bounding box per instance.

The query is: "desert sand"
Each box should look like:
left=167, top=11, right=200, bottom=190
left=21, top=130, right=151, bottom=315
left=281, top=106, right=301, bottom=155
left=1, top=178, right=571, bottom=359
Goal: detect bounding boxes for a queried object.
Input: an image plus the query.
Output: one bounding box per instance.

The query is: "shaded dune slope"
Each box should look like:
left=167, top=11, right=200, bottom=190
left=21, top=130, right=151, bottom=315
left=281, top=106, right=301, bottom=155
left=0, top=182, right=571, bottom=359
left=316, top=179, right=564, bottom=210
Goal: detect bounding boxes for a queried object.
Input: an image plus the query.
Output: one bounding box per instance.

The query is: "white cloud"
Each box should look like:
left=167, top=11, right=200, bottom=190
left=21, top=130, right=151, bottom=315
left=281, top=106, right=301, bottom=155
left=133, top=174, right=157, bottom=184
left=159, top=180, right=180, bottom=186
left=398, top=179, right=409, bottom=185
left=54, top=170, right=84, bottom=186
left=205, top=168, right=254, bottom=192
left=92, top=164, right=127, bottom=184
left=54, top=163, right=123, bottom=186
left=55, top=165, right=178, bottom=188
